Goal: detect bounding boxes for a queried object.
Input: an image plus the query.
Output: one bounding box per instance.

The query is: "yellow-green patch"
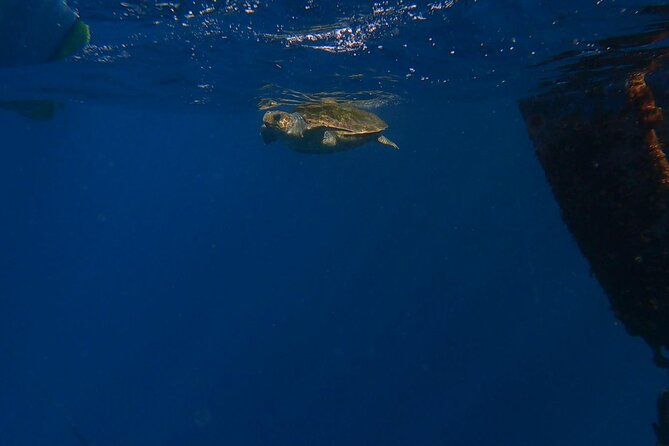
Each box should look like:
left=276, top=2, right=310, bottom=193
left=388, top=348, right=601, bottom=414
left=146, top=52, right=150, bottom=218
left=49, top=18, right=90, bottom=61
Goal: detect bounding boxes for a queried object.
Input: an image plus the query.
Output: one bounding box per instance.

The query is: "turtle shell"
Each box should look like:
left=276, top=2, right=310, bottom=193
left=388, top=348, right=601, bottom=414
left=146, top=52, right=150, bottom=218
left=296, top=101, right=388, bottom=135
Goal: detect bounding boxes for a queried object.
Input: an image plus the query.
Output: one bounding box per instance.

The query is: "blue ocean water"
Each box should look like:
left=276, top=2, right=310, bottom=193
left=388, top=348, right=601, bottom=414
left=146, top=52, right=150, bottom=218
left=1, top=1, right=668, bottom=445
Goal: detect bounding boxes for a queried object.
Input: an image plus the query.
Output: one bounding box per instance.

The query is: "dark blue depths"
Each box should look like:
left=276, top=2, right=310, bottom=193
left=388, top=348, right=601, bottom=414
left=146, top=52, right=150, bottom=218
left=1, top=99, right=664, bottom=446
left=1, top=2, right=668, bottom=446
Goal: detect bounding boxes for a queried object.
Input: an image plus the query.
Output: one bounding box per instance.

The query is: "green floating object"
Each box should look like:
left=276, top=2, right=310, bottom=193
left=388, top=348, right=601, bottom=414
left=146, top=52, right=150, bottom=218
left=49, top=18, right=90, bottom=61
left=0, top=0, right=91, bottom=66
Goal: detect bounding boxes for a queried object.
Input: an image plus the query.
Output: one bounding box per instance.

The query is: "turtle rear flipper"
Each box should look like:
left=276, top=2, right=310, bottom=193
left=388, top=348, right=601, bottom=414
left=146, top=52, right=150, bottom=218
left=377, top=135, right=399, bottom=150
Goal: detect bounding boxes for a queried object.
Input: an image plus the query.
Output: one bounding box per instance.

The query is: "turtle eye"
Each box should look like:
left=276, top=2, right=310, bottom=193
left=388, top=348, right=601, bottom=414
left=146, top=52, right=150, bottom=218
left=272, top=113, right=281, bottom=122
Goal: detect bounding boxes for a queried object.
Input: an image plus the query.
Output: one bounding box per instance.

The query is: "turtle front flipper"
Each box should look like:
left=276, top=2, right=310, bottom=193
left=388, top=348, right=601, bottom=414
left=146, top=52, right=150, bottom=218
left=377, top=135, right=399, bottom=150
left=322, top=130, right=338, bottom=147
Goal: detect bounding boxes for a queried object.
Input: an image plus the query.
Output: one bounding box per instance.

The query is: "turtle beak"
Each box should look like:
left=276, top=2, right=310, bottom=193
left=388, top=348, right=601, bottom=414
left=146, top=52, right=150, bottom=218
left=261, top=124, right=277, bottom=144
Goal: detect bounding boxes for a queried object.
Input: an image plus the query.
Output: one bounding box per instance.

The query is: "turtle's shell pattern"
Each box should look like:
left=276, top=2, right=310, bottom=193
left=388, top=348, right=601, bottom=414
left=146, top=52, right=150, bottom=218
left=296, top=101, right=388, bottom=135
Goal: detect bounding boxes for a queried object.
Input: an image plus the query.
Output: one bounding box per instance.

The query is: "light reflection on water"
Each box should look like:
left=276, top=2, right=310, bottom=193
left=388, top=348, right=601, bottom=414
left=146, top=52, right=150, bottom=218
left=1, top=1, right=666, bottom=112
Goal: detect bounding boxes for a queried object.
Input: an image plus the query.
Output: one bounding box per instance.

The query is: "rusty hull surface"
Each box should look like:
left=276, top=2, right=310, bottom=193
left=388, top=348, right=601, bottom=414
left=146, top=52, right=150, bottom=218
left=519, top=71, right=669, bottom=363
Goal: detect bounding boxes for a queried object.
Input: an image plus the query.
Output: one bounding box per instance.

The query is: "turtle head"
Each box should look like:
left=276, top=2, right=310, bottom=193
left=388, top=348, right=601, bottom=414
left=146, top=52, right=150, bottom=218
left=261, top=110, right=305, bottom=144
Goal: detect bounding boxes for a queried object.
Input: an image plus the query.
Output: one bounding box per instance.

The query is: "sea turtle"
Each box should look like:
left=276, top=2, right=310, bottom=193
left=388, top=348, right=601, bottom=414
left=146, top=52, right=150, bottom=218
left=260, top=100, right=399, bottom=153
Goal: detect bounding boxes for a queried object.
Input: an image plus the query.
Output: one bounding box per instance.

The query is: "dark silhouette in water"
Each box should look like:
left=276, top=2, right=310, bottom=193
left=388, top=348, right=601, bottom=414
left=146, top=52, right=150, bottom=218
left=519, top=9, right=669, bottom=443
left=0, top=100, right=60, bottom=120
left=654, top=390, right=669, bottom=445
